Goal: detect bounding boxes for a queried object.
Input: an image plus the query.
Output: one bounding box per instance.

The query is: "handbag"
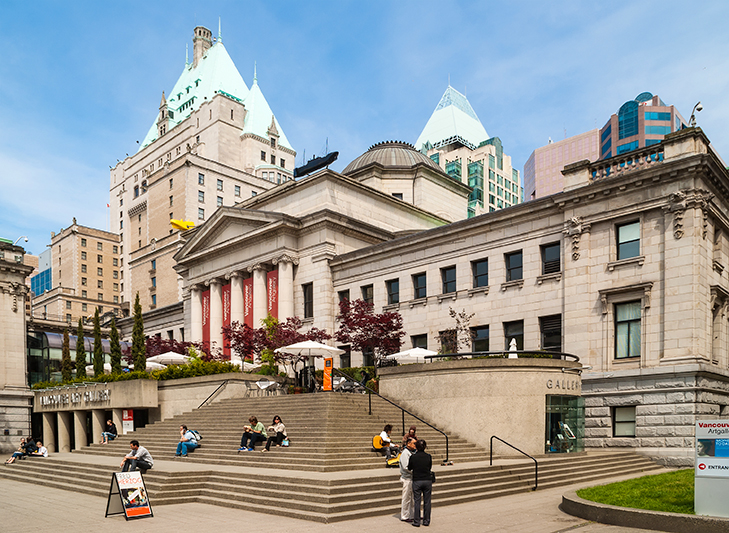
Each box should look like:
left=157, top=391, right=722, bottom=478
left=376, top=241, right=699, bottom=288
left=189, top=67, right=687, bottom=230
left=430, top=471, right=436, bottom=483
left=282, top=438, right=290, bottom=447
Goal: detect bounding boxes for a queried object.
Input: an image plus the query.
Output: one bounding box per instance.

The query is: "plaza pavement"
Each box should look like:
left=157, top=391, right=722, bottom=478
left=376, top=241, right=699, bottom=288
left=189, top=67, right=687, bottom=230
left=1, top=467, right=664, bottom=533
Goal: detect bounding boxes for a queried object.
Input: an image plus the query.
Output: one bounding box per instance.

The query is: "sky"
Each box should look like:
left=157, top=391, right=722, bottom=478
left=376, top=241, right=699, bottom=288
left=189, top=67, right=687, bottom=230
left=2, top=1, right=728, bottom=256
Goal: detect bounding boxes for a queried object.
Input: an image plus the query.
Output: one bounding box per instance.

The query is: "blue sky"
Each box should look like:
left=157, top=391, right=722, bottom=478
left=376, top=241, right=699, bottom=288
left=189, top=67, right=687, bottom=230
left=2, top=1, right=728, bottom=255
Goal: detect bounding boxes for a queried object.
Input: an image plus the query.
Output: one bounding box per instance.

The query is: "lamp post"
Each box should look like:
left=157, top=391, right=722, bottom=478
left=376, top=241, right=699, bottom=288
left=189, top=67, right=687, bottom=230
left=13, top=236, right=28, bottom=245
left=689, top=101, right=703, bottom=127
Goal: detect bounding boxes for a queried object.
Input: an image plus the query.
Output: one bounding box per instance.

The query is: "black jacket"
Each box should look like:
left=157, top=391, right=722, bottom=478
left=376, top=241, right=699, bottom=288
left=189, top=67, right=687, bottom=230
left=407, top=451, right=432, bottom=482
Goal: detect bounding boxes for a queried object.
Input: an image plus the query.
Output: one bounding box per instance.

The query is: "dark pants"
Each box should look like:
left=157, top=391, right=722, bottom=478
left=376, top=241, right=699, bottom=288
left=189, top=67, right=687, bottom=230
left=412, top=479, right=432, bottom=526
left=265, top=432, right=286, bottom=451
left=122, top=458, right=152, bottom=473
left=241, top=432, right=264, bottom=449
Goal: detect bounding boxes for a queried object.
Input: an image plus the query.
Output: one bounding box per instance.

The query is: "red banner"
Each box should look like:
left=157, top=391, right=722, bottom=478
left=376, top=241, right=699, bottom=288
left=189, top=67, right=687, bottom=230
left=202, top=289, right=210, bottom=346
left=222, top=283, right=231, bottom=359
left=267, top=270, right=278, bottom=319
left=243, top=278, right=253, bottom=327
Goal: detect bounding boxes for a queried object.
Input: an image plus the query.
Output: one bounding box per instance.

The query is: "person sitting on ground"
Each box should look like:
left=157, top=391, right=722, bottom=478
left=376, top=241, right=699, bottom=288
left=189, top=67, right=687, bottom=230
left=4, top=438, right=27, bottom=464
left=175, top=425, right=199, bottom=457
left=120, top=440, right=154, bottom=473
left=263, top=415, right=287, bottom=452
left=401, top=425, right=418, bottom=447
left=379, top=424, right=400, bottom=461
left=28, top=440, right=48, bottom=458
left=239, top=416, right=267, bottom=451
left=100, top=419, right=118, bottom=444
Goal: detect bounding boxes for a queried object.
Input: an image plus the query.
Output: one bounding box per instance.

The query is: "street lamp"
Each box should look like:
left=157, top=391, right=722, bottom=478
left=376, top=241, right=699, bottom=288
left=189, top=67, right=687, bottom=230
left=13, top=236, right=28, bottom=245
left=689, top=101, right=703, bottom=127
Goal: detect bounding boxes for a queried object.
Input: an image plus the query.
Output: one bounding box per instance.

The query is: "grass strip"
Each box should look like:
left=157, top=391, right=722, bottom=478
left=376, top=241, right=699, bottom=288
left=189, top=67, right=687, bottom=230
left=576, top=469, right=694, bottom=515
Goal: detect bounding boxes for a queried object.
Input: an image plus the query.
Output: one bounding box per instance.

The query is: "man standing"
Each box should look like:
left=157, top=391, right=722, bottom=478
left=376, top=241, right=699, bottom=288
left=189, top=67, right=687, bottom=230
left=120, top=440, right=153, bottom=473
left=176, top=425, right=199, bottom=457
left=399, top=436, right=417, bottom=522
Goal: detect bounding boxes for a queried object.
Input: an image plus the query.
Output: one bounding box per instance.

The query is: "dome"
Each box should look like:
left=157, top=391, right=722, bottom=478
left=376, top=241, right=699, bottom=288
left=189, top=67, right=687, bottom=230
left=342, top=141, right=442, bottom=175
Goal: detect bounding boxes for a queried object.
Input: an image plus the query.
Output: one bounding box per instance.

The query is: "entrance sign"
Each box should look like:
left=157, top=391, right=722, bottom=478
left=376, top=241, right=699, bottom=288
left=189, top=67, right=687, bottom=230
left=323, top=358, right=333, bottom=391
left=122, top=409, right=134, bottom=434
left=695, top=420, right=729, bottom=517
left=105, top=472, right=153, bottom=520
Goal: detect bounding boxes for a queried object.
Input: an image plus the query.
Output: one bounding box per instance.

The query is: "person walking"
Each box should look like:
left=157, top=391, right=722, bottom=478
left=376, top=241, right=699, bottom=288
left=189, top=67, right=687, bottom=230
left=120, top=440, right=154, bottom=473
left=408, top=439, right=432, bottom=527
left=399, top=436, right=417, bottom=522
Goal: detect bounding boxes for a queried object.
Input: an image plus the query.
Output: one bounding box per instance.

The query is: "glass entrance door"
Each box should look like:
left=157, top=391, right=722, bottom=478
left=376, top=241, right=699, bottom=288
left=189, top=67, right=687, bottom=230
left=546, top=395, right=584, bottom=453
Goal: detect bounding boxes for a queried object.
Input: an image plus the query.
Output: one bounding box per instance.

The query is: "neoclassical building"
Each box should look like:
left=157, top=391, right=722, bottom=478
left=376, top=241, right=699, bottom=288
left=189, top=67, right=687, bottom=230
left=174, top=128, right=729, bottom=463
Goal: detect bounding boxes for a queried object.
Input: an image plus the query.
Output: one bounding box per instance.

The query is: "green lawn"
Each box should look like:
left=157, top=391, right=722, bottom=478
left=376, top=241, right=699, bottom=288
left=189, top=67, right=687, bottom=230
left=576, top=469, right=694, bottom=515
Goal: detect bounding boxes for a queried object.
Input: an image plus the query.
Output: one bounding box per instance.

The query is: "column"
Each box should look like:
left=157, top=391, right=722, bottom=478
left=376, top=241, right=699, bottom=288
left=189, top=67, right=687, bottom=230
left=209, top=279, right=223, bottom=352
left=42, top=412, right=57, bottom=453
left=92, top=409, right=105, bottom=445
left=112, top=408, right=124, bottom=436
left=73, top=410, right=87, bottom=449
left=230, top=272, right=244, bottom=325
left=251, top=265, right=268, bottom=328
left=275, top=256, right=296, bottom=320
left=190, top=286, right=203, bottom=343
left=58, top=411, right=72, bottom=453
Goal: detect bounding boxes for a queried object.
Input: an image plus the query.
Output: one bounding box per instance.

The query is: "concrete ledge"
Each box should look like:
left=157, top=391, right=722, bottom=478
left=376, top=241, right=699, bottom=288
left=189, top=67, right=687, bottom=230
left=561, top=490, right=729, bottom=533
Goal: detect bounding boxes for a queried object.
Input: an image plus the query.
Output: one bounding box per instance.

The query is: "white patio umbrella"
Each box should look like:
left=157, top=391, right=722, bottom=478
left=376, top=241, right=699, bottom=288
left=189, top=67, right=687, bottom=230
left=129, top=361, right=167, bottom=371
left=274, top=340, right=345, bottom=358
left=383, top=347, right=437, bottom=364
left=147, top=352, right=190, bottom=365
left=85, top=363, right=112, bottom=376
left=230, top=359, right=262, bottom=372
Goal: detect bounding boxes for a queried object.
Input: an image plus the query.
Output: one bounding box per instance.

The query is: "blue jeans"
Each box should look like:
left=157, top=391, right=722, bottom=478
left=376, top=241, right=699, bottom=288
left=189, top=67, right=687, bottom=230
left=101, top=432, right=116, bottom=442
left=176, top=441, right=199, bottom=456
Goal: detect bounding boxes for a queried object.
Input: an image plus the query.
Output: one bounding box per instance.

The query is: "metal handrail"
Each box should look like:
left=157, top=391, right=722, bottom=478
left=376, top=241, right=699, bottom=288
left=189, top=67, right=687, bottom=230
left=424, top=350, right=580, bottom=362
left=489, top=435, right=538, bottom=491
left=331, top=367, right=449, bottom=464
left=198, top=380, right=230, bottom=409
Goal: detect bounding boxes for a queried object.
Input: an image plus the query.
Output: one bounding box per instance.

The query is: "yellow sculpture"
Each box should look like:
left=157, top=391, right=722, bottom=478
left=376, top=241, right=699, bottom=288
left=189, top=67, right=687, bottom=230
left=170, top=219, right=195, bottom=231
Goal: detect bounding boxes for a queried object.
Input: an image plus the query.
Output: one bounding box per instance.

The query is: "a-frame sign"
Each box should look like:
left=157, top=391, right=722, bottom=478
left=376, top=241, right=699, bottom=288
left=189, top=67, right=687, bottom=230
left=105, top=471, right=153, bottom=520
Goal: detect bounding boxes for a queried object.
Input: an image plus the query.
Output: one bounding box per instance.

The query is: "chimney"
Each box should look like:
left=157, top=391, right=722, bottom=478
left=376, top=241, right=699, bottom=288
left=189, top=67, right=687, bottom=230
left=192, top=26, right=213, bottom=68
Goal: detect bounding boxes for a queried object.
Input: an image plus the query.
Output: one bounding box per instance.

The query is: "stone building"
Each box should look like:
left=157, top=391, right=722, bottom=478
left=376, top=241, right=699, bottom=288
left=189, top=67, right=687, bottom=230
left=174, top=128, right=729, bottom=463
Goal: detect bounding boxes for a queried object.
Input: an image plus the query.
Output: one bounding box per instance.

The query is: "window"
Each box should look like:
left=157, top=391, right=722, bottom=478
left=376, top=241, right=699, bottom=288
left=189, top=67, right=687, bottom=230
left=251, top=191, right=257, bottom=197
left=541, top=243, right=560, bottom=274
left=113, top=296, right=119, bottom=304
left=392, top=193, right=403, bottom=200
left=505, top=251, right=523, bottom=281
left=134, top=186, right=139, bottom=198
left=138, top=213, right=141, bottom=223
left=82, top=303, right=87, bottom=312
left=386, top=279, right=399, bottom=304
left=169, top=178, right=173, bottom=189
left=81, top=239, right=87, bottom=247
left=151, top=277, right=156, bottom=287
left=169, top=195, right=174, bottom=207
left=617, top=222, right=640, bottom=260
left=81, top=264, right=87, bottom=273
left=81, top=251, right=87, bottom=260
left=411, top=334, right=427, bottom=349
left=113, top=283, right=119, bottom=291
left=504, top=320, right=524, bottom=350
left=217, top=179, right=223, bottom=191
left=97, top=242, right=103, bottom=251
left=151, top=294, right=156, bottom=306
left=280, top=159, right=285, bottom=169
left=113, top=245, right=118, bottom=254
left=235, top=185, right=241, bottom=197
left=112, top=258, right=118, bottom=267
left=66, top=314, right=72, bottom=322
left=97, top=254, right=103, bottom=263
left=151, top=259, right=156, bottom=270
left=198, top=208, right=205, bottom=220
left=471, top=326, right=489, bottom=352
left=81, top=277, right=87, bottom=286
left=540, top=315, right=562, bottom=352
left=97, top=267, right=103, bottom=276
left=198, top=173, right=205, bottom=185
left=441, top=266, right=456, bottom=294
left=271, top=154, right=276, bottom=165
left=362, top=348, right=374, bottom=367
left=361, top=284, right=374, bottom=304
left=413, top=273, right=427, bottom=299
left=261, top=151, right=266, bottom=161
left=97, top=280, right=103, bottom=289
left=302, top=283, right=313, bottom=318
left=66, top=301, right=72, bottom=309
left=217, top=196, right=223, bottom=207
left=613, top=406, right=636, bottom=437
left=338, top=290, right=350, bottom=303
left=615, top=301, right=641, bottom=358
left=270, top=138, right=276, bottom=148
left=82, top=290, right=87, bottom=298
left=198, top=191, right=205, bottom=202
left=339, top=347, right=351, bottom=368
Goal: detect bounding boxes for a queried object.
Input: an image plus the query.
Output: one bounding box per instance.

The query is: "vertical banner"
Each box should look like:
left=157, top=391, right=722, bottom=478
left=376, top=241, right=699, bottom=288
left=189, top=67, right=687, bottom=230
left=222, top=283, right=231, bottom=359
left=122, top=410, right=134, bottom=434
left=202, top=289, right=210, bottom=347
left=243, top=278, right=253, bottom=327
left=267, top=270, right=279, bottom=319
left=105, top=472, right=153, bottom=520
left=323, top=358, right=333, bottom=392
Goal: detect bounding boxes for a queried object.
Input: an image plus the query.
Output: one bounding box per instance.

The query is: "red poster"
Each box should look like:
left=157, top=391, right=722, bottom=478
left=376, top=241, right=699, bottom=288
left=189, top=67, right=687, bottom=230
left=243, top=278, right=253, bottom=327
left=202, top=290, right=210, bottom=346
left=222, top=283, right=231, bottom=359
left=267, top=270, right=278, bottom=319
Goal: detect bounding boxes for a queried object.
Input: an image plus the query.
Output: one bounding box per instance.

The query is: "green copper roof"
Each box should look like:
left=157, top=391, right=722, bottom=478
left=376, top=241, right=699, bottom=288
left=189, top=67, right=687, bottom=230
left=415, top=86, right=489, bottom=151
left=241, top=76, right=292, bottom=150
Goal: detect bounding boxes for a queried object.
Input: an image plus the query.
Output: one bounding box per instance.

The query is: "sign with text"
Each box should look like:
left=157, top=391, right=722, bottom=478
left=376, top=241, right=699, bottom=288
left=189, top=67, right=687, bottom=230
left=122, top=409, right=134, bottom=435
left=202, top=289, right=210, bottom=346
left=222, top=283, right=231, bottom=358
left=243, top=278, right=253, bottom=327
left=695, top=420, right=729, bottom=518
left=323, top=358, right=333, bottom=392
left=105, top=471, right=153, bottom=520
left=267, top=270, right=278, bottom=319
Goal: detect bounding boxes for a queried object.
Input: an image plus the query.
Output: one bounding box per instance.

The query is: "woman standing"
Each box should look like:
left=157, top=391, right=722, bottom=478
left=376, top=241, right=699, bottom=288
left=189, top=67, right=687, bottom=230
left=263, top=415, right=287, bottom=452
left=407, top=439, right=432, bottom=527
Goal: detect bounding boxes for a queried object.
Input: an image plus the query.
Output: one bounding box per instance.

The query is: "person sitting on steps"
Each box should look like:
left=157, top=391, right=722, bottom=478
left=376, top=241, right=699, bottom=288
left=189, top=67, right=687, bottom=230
left=263, top=415, right=287, bottom=452
left=379, top=424, right=400, bottom=461
left=100, top=419, right=118, bottom=444
left=239, top=416, right=267, bottom=451
left=120, top=440, right=154, bottom=473
left=175, top=425, right=199, bottom=457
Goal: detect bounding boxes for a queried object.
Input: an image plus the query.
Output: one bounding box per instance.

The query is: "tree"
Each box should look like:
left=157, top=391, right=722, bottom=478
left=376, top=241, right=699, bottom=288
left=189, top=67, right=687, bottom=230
left=223, top=321, right=264, bottom=364
left=262, top=315, right=331, bottom=383
left=145, top=336, right=197, bottom=358
left=61, top=329, right=73, bottom=382
left=131, top=292, right=146, bottom=371
left=438, top=307, right=475, bottom=354
left=109, top=317, right=122, bottom=375
left=335, top=298, right=405, bottom=371
left=93, top=308, right=104, bottom=377
left=75, top=318, right=87, bottom=378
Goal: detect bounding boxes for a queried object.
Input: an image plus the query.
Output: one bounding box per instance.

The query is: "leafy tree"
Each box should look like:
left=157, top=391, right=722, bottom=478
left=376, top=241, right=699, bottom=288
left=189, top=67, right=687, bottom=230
left=61, top=329, right=73, bottom=382
left=93, top=308, right=104, bottom=377
left=109, top=317, right=122, bottom=375
left=335, top=298, right=404, bottom=372
left=223, top=321, right=265, bottom=364
left=131, top=292, right=146, bottom=371
left=75, top=318, right=87, bottom=378
left=438, top=307, right=476, bottom=354
left=262, top=315, right=331, bottom=382
left=145, top=336, right=198, bottom=358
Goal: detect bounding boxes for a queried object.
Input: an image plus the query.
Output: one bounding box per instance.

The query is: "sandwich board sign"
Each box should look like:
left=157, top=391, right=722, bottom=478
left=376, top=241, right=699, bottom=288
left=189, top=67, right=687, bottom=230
left=105, top=471, right=153, bottom=520
left=695, top=420, right=729, bottom=518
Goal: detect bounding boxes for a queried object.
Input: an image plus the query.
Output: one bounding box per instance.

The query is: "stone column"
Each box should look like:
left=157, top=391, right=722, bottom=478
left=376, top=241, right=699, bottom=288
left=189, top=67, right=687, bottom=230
left=91, top=409, right=105, bottom=445
left=42, top=412, right=57, bottom=453
left=58, top=411, right=72, bottom=452
left=250, top=264, right=268, bottom=328
left=112, top=409, right=124, bottom=436
left=230, top=272, right=244, bottom=325
left=190, top=285, right=203, bottom=343
left=209, top=279, right=223, bottom=352
left=274, top=255, right=297, bottom=320
left=73, top=410, right=88, bottom=449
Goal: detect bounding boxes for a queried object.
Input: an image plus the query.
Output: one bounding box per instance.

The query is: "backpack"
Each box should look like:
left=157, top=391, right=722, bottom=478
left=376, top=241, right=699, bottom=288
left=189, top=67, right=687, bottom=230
left=189, top=430, right=202, bottom=442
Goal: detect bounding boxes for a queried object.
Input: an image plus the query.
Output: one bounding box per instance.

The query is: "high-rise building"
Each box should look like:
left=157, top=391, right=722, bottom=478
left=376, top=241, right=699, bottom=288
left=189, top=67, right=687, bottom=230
left=415, top=86, right=522, bottom=217
left=110, top=25, right=296, bottom=320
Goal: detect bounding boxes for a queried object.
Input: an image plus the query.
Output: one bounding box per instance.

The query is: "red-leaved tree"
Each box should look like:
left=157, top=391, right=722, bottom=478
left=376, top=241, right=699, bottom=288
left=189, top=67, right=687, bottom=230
left=263, top=316, right=331, bottom=382
left=335, top=298, right=405, bottom=372
left=222, top=322, right=265, bottom=364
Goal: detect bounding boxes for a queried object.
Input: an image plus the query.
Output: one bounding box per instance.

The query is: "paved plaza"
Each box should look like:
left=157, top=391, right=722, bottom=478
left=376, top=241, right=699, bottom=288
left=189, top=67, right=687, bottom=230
left=1, top=471, right=662, bottom=533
